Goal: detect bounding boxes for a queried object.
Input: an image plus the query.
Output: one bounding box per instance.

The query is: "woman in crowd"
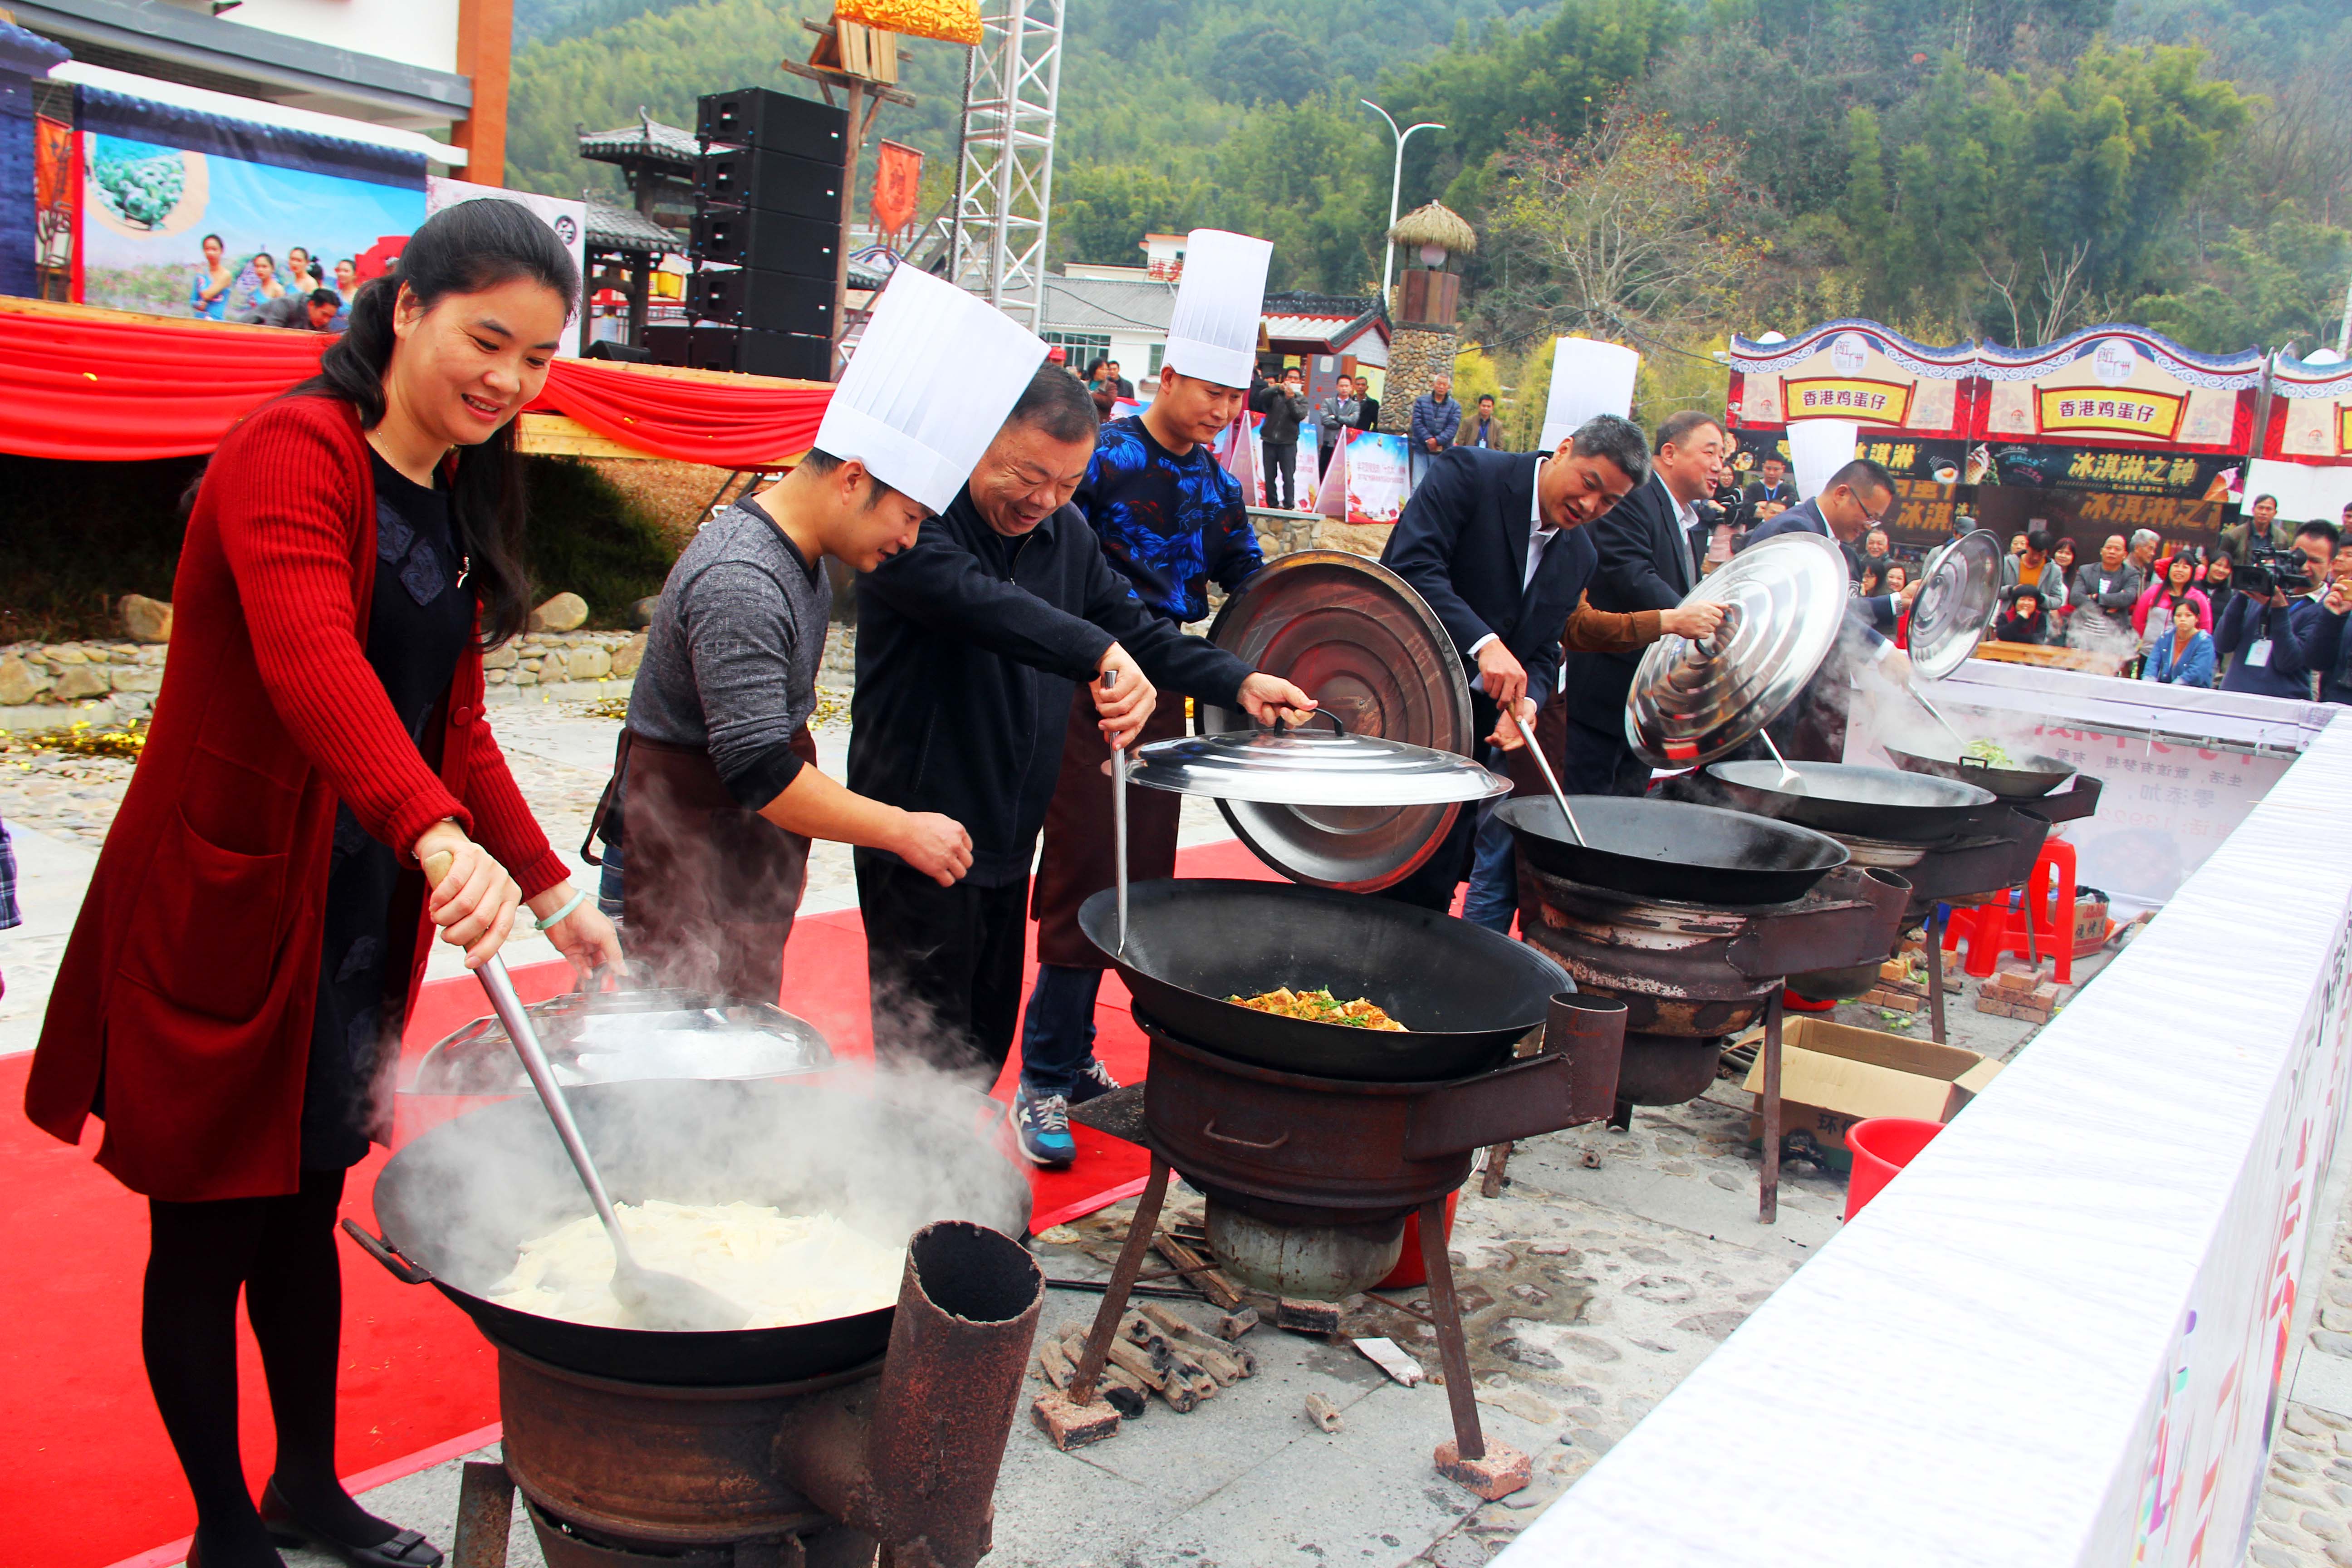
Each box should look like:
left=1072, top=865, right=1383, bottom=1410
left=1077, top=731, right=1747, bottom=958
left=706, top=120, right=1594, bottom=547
left=2133, top=553, right=2212, bottom=642
left=2142, top=598, right=2216, bottom=688
left=251, top=250, right=286, bottom=304
left=1883, top=562, right=1911, bottom=648
left=24, top=199, right=622, bottom=1568
left=190, top=232, right=234, bottom=320
left=1995, top=586, right=2050, bottom=645
left=2201, top=551, right=2238, bottom=627
left=2052, top=536, right=2078, bottom=574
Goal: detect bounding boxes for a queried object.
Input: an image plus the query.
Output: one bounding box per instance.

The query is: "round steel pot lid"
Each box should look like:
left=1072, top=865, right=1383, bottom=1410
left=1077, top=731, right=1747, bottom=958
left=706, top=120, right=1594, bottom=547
left=1197, top=550, right=1475, bottom=890
left=405, top=989, right=831, bottom=1098
left=1128, top=720, right=1508, bottom=806
left=1906, top=529, right=2004, bottom=681
left=1626, top=532, right=1848, bottom=769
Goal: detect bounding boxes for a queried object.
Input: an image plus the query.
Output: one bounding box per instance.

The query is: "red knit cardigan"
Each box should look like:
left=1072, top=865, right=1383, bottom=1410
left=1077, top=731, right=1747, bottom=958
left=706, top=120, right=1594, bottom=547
left=23, top=395, right=570, bottom=1201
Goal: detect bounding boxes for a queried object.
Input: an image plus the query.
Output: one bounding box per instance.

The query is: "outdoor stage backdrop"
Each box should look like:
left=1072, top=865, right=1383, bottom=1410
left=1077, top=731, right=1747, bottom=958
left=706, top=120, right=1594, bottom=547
left=73, top=84, right=425, bottom=319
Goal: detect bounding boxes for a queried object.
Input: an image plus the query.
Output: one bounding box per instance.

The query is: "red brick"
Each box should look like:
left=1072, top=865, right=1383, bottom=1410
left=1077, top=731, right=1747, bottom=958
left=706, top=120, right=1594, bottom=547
left=1435, top=1439, right=1532, bottom=1500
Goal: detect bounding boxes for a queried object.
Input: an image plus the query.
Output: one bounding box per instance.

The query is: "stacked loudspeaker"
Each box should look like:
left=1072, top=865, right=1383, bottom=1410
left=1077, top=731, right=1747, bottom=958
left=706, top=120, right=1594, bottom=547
left=645, top=87, right=846, bottom=379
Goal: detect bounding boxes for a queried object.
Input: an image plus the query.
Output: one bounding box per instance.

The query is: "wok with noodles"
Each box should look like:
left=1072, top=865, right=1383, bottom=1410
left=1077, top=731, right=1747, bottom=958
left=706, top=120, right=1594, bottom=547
left=1226, top=986, right=1406, bottom=1031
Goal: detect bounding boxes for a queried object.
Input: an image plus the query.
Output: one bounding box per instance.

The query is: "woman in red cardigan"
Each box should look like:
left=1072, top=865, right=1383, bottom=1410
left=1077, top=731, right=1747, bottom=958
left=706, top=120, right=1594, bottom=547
left=25, top=200, right=621, bottom=1568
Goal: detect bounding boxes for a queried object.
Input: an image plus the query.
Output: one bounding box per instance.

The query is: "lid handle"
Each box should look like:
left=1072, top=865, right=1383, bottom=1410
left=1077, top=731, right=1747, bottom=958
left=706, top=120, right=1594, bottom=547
left=1259, top=706, right=1345, bottom=736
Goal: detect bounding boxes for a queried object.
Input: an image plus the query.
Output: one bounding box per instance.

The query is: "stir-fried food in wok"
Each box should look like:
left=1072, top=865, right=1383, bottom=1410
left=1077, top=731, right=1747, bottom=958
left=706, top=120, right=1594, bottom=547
left=1226, top=987, right=1407, bottom=1031
left=1962, top=739, right=2015, bottom=768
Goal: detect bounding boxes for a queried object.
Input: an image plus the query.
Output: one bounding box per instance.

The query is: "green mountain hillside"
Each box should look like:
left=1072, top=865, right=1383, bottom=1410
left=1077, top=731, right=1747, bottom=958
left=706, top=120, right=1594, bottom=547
left=505, top=0, right=2352, bottom=401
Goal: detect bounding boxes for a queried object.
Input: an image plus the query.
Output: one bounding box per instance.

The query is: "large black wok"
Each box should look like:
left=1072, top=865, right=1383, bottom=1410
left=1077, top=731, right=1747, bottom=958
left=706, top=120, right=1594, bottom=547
left=1883, top=743, right=2077, bottom=800
left=1702, top=760, right=1997, bottom=841
left=1080, top=880, right=1566, bottom=1082
left=1497, top=795, right=1849, bottom=906
left=355, top=1077, right=1032, bottom=1387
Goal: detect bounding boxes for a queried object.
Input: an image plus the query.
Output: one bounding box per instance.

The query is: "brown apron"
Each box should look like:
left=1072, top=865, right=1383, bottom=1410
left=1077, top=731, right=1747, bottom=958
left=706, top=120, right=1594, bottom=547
left=1030, top=688, right=1188, bottom=969
left=603, top=725, right=819, bottom=1004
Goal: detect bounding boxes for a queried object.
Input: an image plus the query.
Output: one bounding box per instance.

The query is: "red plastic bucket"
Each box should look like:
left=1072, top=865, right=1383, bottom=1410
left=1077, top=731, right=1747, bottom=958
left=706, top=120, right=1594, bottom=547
left=1377, top=1191, right=1460, bottom=1289
left=1843, top=1117, right=1944, bottom=1220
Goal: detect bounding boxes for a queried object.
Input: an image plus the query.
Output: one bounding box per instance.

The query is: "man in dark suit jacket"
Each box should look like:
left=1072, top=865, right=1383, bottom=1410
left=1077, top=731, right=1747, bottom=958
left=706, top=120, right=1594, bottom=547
left=1377, top=415, right=1652, bottom=912
left=1733, top=457, right=1917, bottom=761
left=1557, top=410, right=1737, bottom=796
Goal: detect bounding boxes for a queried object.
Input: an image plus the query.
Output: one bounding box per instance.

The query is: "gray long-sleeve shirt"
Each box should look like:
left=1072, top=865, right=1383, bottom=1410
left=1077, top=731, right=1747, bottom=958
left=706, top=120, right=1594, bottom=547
left=625, top=498, right=828, bottom=808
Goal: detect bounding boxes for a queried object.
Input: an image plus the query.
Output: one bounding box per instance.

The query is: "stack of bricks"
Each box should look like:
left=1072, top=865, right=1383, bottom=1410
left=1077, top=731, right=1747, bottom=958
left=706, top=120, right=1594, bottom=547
left=1975, top=961, right=2063, bottom=1024
left=1858, top=956, right=1961, bottom=1014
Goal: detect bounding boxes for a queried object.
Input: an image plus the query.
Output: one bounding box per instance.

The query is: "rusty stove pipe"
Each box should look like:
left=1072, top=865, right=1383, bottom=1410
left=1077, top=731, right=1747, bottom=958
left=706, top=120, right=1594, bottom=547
left=774, top=1221, right=1043, bottom=1568
left=1545, top=992, right=1629, bottom=1125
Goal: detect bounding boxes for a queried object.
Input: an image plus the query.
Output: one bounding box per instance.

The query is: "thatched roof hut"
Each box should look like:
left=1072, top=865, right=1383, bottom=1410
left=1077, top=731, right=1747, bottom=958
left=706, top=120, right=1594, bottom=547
left=1386, top=201, right=1478, bottom=255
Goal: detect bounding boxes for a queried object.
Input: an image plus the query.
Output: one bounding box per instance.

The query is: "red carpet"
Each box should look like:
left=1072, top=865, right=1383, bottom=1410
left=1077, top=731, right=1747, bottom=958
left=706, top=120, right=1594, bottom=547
left=3, top=840, right=1275, bottom=1568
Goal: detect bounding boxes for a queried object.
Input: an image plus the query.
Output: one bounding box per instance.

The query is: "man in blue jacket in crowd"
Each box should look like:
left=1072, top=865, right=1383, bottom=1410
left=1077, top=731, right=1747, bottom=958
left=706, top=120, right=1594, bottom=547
left=2216, top=521, right=2350, bottom=700
left=1410, top=372, right=1462, bottom=483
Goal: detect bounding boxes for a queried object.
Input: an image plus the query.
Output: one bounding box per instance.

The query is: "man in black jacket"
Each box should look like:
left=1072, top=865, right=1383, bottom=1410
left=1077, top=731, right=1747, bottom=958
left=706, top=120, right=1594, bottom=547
left=1731, top=458, right=1916, bottom=760
left=1377, top=414, right=1651, bottom=911
left=1557, top=410, right=1735, bottom=796
left=850, top=366, right=1311, bottom=1143
left=1254, top=365, right=1309, bottom=509
left=2215, top=522, right=2349, bottom=700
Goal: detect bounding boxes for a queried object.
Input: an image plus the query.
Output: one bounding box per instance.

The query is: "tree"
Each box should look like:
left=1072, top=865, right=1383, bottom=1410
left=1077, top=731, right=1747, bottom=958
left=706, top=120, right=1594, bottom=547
left=1051, top=164, right=1209, bottom=266
left=2132, top=209, right=2352, bottom=354
left=1480, top=105, right=1771, bottom=350
left=1207, top=26, right=1329, bottom=108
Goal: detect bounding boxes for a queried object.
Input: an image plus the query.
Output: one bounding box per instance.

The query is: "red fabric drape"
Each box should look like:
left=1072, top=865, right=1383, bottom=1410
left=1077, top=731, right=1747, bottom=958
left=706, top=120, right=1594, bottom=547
left=0, top=304, right=833, bottom=466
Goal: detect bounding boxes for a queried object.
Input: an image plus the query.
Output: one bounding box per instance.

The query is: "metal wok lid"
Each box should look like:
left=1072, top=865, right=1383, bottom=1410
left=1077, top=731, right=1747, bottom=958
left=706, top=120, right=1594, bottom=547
left=1906, top=529, right=2004, bottom=681
left=1127, top=717, right=1508, bottom=807
left=405, top=986, right=832, bottom=1098
left=1626, top=533, right=1849, bottom=769
left=1198, top=551, right=1478, bottom=890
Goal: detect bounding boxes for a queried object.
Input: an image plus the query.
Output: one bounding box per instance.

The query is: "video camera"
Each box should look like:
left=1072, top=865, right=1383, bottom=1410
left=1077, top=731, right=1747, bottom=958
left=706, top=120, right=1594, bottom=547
left=2240, top=545, right=2311, bottom=599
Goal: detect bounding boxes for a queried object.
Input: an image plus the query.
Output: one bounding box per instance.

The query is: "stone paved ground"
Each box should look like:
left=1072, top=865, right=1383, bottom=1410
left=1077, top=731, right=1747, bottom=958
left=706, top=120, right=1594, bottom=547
left=9, top=688, right=2347, bottom=1566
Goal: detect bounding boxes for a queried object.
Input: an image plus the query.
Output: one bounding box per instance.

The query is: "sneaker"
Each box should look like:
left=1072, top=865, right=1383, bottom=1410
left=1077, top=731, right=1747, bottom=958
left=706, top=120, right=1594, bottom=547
left=1013, top=1082, right=1075, bottom=1167
left=1068, top=1056, right=1122, bottom=1107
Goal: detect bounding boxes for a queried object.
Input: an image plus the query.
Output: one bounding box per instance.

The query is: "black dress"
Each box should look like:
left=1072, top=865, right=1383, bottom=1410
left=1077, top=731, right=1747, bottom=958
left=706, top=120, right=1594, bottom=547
left=299, top=452, right=471, bottom=1169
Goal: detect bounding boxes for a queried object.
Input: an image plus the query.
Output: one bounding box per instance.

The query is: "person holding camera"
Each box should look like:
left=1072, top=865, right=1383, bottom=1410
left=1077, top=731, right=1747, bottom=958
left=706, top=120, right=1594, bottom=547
left=2215, top=522, right=2348, bottom=699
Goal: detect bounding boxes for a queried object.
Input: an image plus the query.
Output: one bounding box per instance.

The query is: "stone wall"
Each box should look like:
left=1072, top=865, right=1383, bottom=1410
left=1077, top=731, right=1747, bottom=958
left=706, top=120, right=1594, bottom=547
left=1381, top=326, right=1460, bottom=434
left=0, top=630, right=650, bottom=730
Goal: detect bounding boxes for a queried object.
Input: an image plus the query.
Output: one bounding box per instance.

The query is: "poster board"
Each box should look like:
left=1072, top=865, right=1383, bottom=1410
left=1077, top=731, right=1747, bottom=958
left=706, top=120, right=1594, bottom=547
left=1319, top=428, right=1411, bottom=524
left=426, top=176, right=588, bottom=355
left=73, top=85, right=425, bottom=321
left=2264, top=352, right=2352, bottom=467
left=1728, top=321, right=1977, bottom=545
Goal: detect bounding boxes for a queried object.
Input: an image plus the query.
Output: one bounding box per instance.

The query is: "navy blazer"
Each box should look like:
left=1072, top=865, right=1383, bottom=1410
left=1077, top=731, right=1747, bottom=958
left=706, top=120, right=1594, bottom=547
left=1381, top=447, right=1597, bottom=726
left=1740, top=499, right=1898, bottom=647
left=1559, top=474, right=1695, bottom=729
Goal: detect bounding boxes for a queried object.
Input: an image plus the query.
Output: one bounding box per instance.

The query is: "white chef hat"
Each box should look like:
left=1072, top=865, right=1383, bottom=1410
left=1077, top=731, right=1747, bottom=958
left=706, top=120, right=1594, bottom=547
left=1539, top=337, right=1641, bottom=452
left=814, top=266, right=1046, bottom=514
left=1165, top=229, right=1274, bottom=389
left=1787, top=418, right=1860, bottom=501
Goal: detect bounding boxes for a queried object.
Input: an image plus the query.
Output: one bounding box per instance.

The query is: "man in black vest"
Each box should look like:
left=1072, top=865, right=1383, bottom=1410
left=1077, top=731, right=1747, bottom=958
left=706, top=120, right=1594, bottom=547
left=1557, top=410, right=1736, bottom=796
left=1376, top=414, right=1649, bottom=912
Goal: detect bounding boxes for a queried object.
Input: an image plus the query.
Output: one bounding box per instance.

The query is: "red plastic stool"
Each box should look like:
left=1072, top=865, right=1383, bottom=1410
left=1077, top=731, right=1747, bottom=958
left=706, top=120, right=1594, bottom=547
left=1942, top=840, right=2077, bottom=986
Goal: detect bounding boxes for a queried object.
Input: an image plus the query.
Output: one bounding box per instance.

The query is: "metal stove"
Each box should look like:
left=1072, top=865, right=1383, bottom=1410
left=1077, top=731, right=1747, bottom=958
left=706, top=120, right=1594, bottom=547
left=1514, top=861, right=1911, bottom=1220
left=443, top=1222, right=1042, bottom=1568
left=1041, top=995, right=1627, bottom=1501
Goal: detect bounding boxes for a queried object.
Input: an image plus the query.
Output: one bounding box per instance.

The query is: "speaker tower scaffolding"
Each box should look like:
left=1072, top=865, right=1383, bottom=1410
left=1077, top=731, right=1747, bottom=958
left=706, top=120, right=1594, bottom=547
left=949, top=0, right=1063, bottom=330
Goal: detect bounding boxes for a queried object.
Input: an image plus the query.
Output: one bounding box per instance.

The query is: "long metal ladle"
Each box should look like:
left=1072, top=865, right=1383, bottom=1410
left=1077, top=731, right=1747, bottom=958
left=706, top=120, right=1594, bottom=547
left=1509, top=709, right=1586, bottom=847
left=424, top=852, right=747, bottom=1333
left=1105, top=669, right=1128, bottom=956
left=1903, top=678, right=1971, bottom=751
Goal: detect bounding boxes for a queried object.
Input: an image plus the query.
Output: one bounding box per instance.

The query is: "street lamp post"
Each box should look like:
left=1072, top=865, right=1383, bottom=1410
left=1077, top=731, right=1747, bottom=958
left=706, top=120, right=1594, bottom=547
left=1361, top=99, right=1445, bottom=307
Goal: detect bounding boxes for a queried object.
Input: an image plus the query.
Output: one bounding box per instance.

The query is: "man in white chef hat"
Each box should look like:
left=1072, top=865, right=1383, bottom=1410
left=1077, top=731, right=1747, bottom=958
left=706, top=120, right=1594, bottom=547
left=1014, top=228, right=1314, bottom=1162
left=600, top=268, right=1043, bottom=1004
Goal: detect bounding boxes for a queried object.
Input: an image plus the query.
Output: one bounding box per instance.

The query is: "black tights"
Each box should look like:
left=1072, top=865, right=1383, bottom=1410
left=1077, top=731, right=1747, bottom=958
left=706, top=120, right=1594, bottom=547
left=144, top=1168, right=396, bottom=1567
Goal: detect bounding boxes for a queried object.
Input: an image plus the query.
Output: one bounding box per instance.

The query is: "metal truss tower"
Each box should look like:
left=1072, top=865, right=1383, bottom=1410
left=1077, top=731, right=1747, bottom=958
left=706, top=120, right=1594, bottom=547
left=949, top=0, right=1064, bottom=329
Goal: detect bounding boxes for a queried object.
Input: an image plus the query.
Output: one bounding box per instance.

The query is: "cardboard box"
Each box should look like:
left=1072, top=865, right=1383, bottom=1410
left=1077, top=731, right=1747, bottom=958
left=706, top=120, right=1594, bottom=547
left=1737, top=1017, right=2004, bottom=1157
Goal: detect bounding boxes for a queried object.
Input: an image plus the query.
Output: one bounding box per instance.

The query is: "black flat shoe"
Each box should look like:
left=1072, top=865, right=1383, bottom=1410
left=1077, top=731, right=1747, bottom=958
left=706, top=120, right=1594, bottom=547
left=259, top=1480, right=443, bottom=1568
